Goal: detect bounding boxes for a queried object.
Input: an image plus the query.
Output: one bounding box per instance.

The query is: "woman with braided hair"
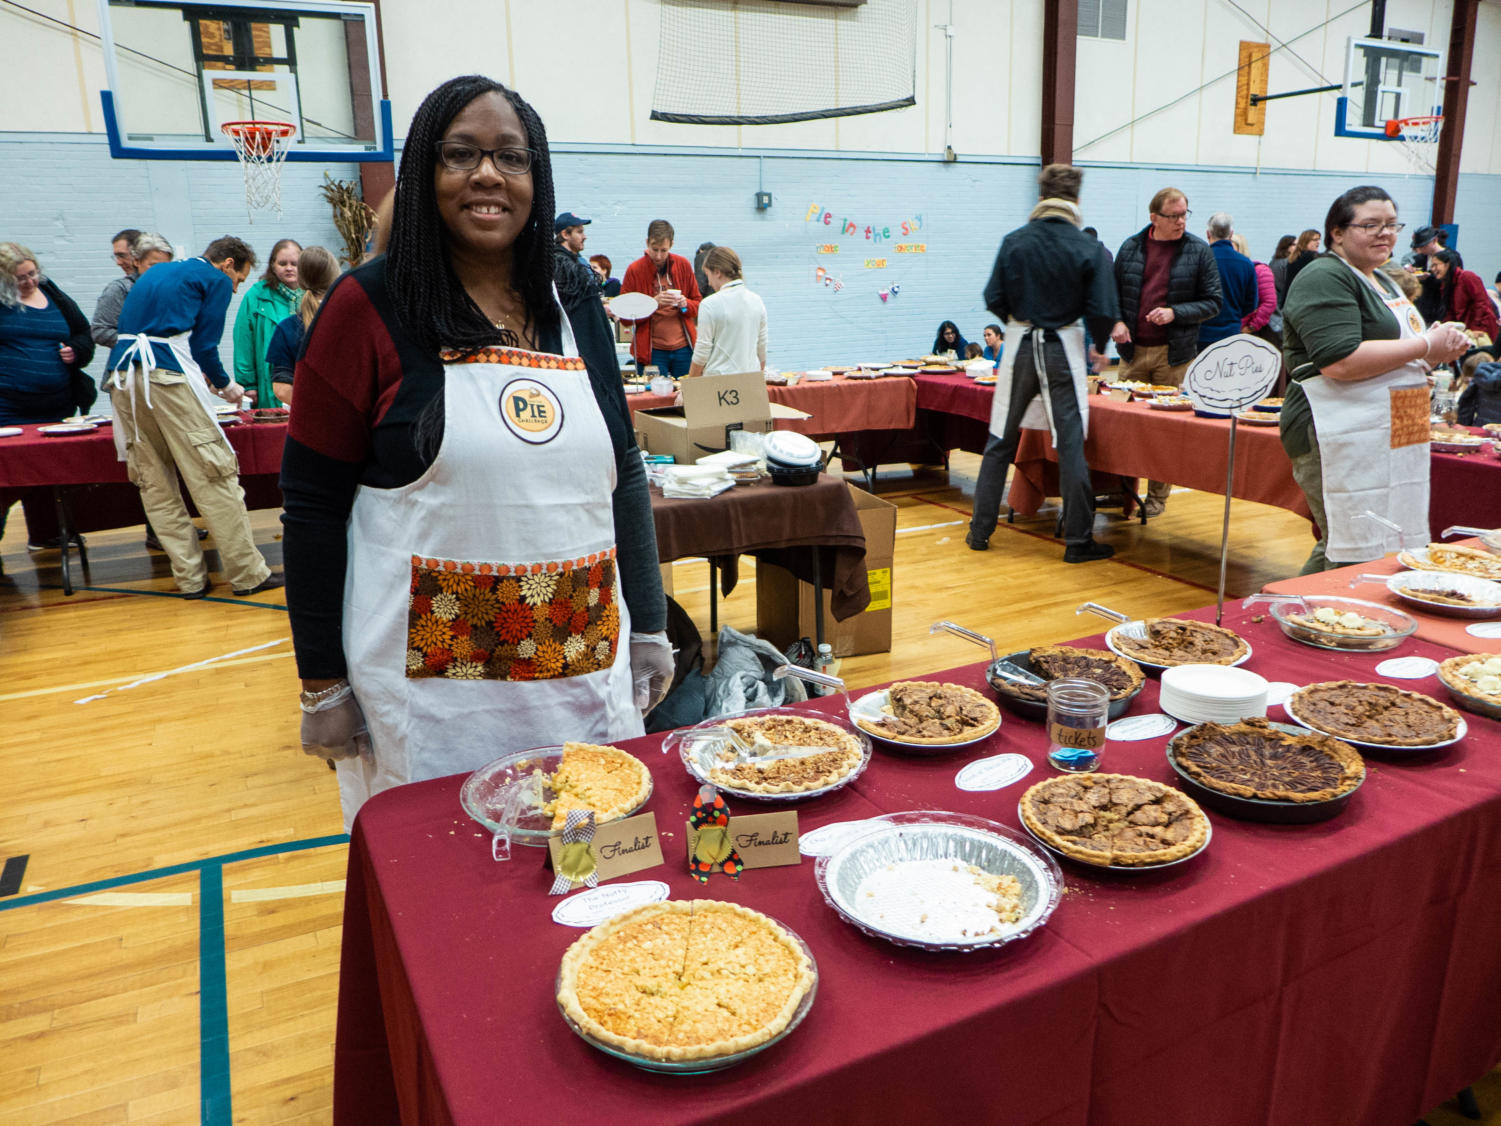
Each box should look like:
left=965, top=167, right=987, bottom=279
left=281, top=75, right=670, bottom=828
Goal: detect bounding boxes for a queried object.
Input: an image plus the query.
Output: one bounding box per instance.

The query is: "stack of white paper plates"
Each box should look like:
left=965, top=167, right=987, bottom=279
left=1159, top=664, right=1268, bottom=725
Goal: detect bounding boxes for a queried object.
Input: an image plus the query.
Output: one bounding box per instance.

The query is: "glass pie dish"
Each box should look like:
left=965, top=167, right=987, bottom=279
left=661, top=706, right=872, bottom=802
left=1254, top=595, right=1416, bottom=652
left=458, top=745, right=653, bottom=846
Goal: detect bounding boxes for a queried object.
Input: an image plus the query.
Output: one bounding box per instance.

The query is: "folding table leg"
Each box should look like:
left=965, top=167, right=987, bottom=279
left=52, top=486, right=88, bottom=596
left=1118, top=476, right=1147, bottom=525
left=810, top=546, right=825, bottom=651
left=708, top=558, right=717, bottom=637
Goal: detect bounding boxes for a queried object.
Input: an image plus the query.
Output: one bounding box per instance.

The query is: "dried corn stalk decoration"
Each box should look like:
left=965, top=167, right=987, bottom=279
left=319, top=173, right=378, bottom=266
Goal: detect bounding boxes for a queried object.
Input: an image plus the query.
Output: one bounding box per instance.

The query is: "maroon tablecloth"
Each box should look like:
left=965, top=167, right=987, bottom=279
left=333, top=602, right=1501, bottom=1125
left=649, top=473, right=870, bottom=620
left=0, top=416, right=287, bottom=487
left=1430, top=441, right=1501, bottom=536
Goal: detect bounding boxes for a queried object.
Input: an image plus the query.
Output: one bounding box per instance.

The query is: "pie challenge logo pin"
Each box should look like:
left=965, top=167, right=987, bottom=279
left=500, top=379, right=563, bottom=444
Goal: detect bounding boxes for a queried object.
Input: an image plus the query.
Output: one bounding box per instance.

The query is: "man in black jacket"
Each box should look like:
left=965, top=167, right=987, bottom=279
left=968, top=164, right=1120, bottom=563
left=1109, top=187, right=1222, bottom=516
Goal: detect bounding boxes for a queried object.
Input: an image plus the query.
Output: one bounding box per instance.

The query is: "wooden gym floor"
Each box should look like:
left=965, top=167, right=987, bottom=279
left=0, top=452, right=1493, bottom=1125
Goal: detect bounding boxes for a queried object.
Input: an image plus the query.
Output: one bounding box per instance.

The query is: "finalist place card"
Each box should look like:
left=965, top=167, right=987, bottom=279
left=686, top=811, right=801, bottom=870
left=548, top=811, right=664, bottom=885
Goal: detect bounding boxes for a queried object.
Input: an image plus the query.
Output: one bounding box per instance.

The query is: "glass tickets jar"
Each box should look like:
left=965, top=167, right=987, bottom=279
left=1046, top=678, right=1109, bottom=772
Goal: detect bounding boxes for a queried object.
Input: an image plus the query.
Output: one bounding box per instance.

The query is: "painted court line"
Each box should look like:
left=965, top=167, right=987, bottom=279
left=74, top=638, right=289, bottom=703
left=230, top=880, right=346, bottom=902
left=68, top=891, right=195, bottom=907
left=895, top=520, right=965, bottom=534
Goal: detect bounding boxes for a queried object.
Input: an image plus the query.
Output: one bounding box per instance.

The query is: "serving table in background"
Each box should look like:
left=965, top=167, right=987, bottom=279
left=332, top=601, right=1501, bottom=1126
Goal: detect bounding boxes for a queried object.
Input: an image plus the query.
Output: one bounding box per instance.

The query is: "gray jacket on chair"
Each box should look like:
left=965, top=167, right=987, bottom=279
left=1113, top=228, right=1222, bottom=366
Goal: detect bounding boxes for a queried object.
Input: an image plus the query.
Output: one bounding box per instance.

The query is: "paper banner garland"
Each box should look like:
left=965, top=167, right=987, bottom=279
left=549, top=809, right=599, bottom=895
left=688, top=784, right=743, bottom=883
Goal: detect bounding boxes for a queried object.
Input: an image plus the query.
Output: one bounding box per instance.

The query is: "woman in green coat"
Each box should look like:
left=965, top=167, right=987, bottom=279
left=232, top=239, right=301, bottom=406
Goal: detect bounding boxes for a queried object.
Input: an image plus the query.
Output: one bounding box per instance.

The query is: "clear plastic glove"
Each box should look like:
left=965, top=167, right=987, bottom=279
left=299, top=682, right=371, bottom=762
left=1422, top=323, right=1469, bottom=366
left=629, top=630, right=676, bottom=714
left=220, top=380, right=247, bottom=406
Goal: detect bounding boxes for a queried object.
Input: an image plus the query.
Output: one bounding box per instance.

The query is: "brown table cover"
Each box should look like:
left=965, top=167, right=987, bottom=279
left=332, top=600, right=1501, bottom=1125
left=649, top=473, right=870, bottom=620
left=1264, top=539, right=1501, bottom=654
left=626, top=376, right=917, bottom=440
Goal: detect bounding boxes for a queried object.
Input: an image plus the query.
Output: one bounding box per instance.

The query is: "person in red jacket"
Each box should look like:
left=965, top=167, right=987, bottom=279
left=620, top=219, right=701, bottom=376
left=1431, top=249, right=1499, bottom=344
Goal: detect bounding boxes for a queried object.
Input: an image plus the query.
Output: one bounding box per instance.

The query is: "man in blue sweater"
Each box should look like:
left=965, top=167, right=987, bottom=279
left=106, top=236, right=280, bottom=599
left=1198, top=213, right=1259, bottom=349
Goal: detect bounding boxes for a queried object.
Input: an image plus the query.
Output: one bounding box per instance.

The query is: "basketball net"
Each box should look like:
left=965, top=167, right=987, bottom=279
left=222, top=122, right=296, bottom=221
left=1385, top=115, right=1443, bottom=175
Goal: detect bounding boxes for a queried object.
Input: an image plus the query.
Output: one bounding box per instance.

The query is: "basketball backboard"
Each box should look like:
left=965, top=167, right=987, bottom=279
left=97, top=0, right=393, bottom=162
left=1335, top=36, right=1441, bottom=140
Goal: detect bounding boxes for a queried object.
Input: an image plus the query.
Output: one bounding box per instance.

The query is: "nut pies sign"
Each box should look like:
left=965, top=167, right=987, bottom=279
left=500, top=379, right=563, bottom=443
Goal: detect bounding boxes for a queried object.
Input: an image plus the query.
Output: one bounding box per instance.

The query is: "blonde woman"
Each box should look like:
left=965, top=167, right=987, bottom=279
left=686, top=246, right=767, bottom=377
left=267, top=246, right=340, bottom=407
left=232, top=237, right=301, bottom=406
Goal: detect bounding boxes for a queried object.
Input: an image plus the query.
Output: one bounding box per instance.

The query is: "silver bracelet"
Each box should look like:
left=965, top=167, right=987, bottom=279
left=299, top=680, right=350, bottom=708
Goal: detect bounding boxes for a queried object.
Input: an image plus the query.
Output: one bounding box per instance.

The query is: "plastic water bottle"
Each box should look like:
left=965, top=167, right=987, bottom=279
left=812, top=644, right=834, bottom=695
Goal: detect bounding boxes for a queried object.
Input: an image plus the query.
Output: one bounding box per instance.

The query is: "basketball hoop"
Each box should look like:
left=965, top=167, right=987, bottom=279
left=1385, top=115, right=1443, bottom=174
left=222, top=121, right=296, bottom=220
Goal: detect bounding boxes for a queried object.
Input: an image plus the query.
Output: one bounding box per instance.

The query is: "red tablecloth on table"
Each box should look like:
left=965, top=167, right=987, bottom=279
left=333, top=602, right=1501, bottom=1126
left=0, top=416, right=287, bottom=487
left=626, top=377, right=917, bottom=441
left=1263, top=542, right=1501, bottom=654
left=1429, top=441, right=1501, bottom=535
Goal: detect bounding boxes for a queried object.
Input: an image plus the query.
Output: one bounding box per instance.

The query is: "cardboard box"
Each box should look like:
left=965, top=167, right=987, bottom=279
left=634, top=371, right=809, bottom=464
left=754, top=484, right=896, bottom=658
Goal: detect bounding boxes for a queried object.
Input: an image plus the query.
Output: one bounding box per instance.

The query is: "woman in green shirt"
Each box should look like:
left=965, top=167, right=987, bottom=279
left=232, top=238, right=301, bottom=407
left=1280, top=186, right=1468, bottom=574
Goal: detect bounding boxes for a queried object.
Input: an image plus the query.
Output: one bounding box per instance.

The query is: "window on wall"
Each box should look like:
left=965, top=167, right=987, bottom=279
left=1079, top=0, right=1127, bottom=40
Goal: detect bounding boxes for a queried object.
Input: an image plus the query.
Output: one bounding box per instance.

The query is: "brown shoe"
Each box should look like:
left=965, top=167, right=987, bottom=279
left=1142, top=498, right=1166, bottom=518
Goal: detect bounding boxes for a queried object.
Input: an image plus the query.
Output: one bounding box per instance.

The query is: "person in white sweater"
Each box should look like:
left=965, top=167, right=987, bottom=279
left=686, top=247, right=767, bottom=377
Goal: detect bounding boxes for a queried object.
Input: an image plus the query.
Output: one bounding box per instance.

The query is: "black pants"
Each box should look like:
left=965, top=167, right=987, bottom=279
left=969, top=332, right=1095, bottom=546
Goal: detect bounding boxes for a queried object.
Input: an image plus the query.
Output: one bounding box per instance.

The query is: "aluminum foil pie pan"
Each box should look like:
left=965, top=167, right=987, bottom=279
left=1165, top=722, right=1363, bottom=824
left=815, top=811, right=1061, bottom=952
left=661, top=706, right=872, bottom=802
left=555, top=927, right=818, bottom=1073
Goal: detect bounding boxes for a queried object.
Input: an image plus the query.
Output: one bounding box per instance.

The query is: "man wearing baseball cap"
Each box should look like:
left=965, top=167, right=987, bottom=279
left=1407, top=225, right=1446, bottom=324
left=554, top=212, right=600, bottom=300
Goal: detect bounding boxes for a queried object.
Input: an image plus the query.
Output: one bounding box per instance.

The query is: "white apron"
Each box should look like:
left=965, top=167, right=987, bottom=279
left=108, top=329, right=232, bottom=462
left=336, top=318, right=643, bottom=827
left=988, top=319, right=1089, bottom=442
left=1300, top=259, right=1430, bottom=563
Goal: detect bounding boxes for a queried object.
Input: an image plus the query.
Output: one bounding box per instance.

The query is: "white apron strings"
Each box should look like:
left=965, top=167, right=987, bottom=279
left=987, top=319, right=1089, bottom=443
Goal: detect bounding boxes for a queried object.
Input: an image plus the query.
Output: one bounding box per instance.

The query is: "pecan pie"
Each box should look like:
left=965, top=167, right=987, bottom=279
left=1019, top=773, right=1209, bottom=867
left=1111, top=619, right=1249, bottom=667
left=1009, top=646, right=1145, bottom=702
left=853, top=681, right=1000, bottom=745
left=1437, top=654, right=1501, bottom=708
left=712, top=715, right=864, bottom=793
left=1288, top=681, right=1461, bottom=746
left=557, top=900, right=815, bottom=1061
left=545, top=742, right=653, bottom=829
left=1172, top=718, right=1364, bottom=802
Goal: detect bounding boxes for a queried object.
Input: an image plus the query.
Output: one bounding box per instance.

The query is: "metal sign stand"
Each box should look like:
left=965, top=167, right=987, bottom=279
left=1179, top=334, right=1283, bottom=625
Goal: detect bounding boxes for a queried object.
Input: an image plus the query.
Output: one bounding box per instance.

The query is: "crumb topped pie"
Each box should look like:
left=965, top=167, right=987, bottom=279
left=1019, top=773, right=1209, bottom=867
left=711, top=715, right=864, bottom=794
left=545, top=742, right=653, bottom=829
left=854, top=681, right=1000, bottom=745
left=556, top=900, right=815, bottom=1061
left=1172, top=717, right=1364, bottom=802
left=1288, top=681, right=1462, bottom=746
left=1111, top=619, right=1249, bottom=667
left=1011, top=646, right=1145, bottom=701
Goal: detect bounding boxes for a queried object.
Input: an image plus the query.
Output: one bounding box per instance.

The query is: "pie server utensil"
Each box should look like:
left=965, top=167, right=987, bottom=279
left=678, top=725, right=831, bottom=763
left=930, top=621, right=1044, bottom=687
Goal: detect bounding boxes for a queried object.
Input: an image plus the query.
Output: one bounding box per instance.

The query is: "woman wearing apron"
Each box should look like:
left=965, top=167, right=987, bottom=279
left=282, top=76, right=672, bottom=829
left=1280, top=186, right=1470, bottom=574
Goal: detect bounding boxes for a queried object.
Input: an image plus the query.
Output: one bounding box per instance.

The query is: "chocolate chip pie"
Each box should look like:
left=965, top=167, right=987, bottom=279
left=1019, top=773, right=1209, bottom=867
left=1172, top=717, right=1364, bottom=802
left=853, top=681, right=1000, bottom=745
left=1288, top=681, right=1461, bottom=746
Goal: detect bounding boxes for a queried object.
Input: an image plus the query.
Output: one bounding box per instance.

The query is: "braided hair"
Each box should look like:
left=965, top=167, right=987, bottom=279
left=386, top=75, right=558, bottom=356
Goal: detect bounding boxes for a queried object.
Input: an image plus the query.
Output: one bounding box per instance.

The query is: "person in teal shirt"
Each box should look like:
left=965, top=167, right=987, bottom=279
left=232, top=238, right=300, bottom=406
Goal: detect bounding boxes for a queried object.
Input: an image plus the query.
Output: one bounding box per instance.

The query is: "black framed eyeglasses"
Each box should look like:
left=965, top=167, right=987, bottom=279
left=1155, top=208, right=1191, bottom=221
left=1346, top=221, right=1405, bottom=234
left=434, top=142, right=535, bottom=175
